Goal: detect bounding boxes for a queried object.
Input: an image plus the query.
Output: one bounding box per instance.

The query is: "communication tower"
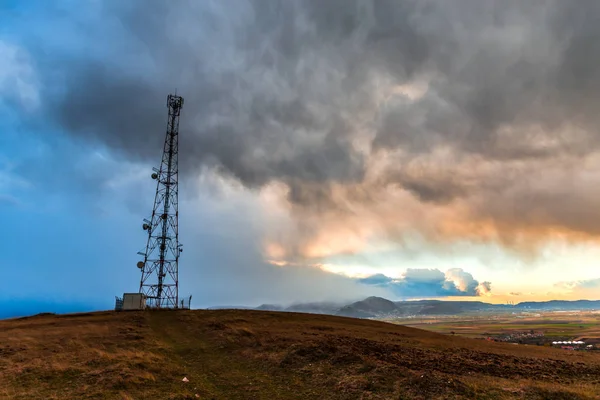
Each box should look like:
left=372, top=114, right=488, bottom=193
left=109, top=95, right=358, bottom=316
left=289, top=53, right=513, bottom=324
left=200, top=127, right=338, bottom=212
left=137, top=94, right=184, bottom=308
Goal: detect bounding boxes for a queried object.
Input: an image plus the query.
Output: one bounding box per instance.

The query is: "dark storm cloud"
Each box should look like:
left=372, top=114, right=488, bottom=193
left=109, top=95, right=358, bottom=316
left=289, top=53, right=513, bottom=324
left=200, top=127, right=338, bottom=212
left=38, top=2, right=593, bottom=163
left=23, top=4, right=548, bottom=155
left=385, top=167, right=468, bottom=204
left=16, top=0, right=600, bottom=248
left=371, top=1, right=576, bottom=159
left=28, top=0, right=448, bottom=187
left=34, top=0, right=382, bottom=189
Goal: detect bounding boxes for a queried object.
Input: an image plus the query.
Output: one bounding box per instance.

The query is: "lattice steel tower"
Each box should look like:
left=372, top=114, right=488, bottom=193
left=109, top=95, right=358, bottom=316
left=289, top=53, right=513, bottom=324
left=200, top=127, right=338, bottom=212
left=138, top=94, right=184, bottom=308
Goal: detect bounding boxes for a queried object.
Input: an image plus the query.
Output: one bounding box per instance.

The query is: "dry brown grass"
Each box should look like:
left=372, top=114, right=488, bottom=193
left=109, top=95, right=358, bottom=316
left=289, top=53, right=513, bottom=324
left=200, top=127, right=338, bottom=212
left=1, top=310, right=600, bottom=399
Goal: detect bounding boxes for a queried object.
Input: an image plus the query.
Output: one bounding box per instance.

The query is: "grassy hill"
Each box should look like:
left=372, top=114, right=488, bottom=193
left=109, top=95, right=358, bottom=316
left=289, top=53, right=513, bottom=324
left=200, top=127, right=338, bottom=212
left=1, top=310, right=600, bottom=399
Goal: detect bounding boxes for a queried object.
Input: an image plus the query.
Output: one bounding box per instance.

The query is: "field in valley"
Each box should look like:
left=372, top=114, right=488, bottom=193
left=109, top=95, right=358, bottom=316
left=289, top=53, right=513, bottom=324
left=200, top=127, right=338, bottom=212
left=2, top=309, right=600, bottom=399
left=386, top=310, right=600, bottom=342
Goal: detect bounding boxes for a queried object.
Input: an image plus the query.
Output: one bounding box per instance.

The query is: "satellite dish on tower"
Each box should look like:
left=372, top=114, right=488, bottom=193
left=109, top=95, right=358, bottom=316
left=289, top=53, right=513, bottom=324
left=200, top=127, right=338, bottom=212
left=137, top=261, right=144, bottom=269
left=151, top=173, right=158, bottom=180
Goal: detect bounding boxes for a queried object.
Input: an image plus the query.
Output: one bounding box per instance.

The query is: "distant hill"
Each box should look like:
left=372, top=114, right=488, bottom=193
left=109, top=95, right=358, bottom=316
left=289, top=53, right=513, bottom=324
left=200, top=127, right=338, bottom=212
left=257, top=302, right=345, bottom=314
left=337, top=296, right=398, bottom=318
left=256, top=304, right=285, bottom=311
left=284, top=301, right=344, bottom=314
left=517, top=300, right=600, bottom=310
left=246, top=298, right=600, bottom=319
left=2, top=309, right=599, bottom=399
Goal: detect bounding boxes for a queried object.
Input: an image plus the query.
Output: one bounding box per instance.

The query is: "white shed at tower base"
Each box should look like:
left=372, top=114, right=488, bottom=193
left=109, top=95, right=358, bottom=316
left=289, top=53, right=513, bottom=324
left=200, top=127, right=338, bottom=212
left=122, top=293, right=147, bottom=310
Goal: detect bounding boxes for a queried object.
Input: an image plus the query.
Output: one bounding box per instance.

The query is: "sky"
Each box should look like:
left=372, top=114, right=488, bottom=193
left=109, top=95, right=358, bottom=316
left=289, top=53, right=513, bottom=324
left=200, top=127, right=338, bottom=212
left=2, top=0, right=600, bottom=318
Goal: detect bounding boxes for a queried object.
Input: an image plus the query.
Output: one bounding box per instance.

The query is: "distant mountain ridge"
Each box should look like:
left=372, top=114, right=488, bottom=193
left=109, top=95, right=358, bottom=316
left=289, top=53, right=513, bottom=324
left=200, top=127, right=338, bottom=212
left=250, top=297, right=600, bottom=319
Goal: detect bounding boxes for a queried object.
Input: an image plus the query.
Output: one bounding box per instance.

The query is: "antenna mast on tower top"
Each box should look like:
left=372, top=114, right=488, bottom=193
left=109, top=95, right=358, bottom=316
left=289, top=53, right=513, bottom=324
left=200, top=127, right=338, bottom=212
left=138, top=94, right=184, bottom=308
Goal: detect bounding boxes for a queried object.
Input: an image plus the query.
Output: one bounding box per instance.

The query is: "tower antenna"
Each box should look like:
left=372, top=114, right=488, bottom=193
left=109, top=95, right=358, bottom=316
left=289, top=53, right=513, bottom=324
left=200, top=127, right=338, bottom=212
left=138, top=94, right=184, bottom=308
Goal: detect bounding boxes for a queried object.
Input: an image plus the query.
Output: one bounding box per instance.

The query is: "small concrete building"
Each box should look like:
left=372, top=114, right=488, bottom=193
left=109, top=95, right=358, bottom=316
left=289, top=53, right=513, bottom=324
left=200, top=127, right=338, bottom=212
left=122, top=293, right=147, bottom=310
